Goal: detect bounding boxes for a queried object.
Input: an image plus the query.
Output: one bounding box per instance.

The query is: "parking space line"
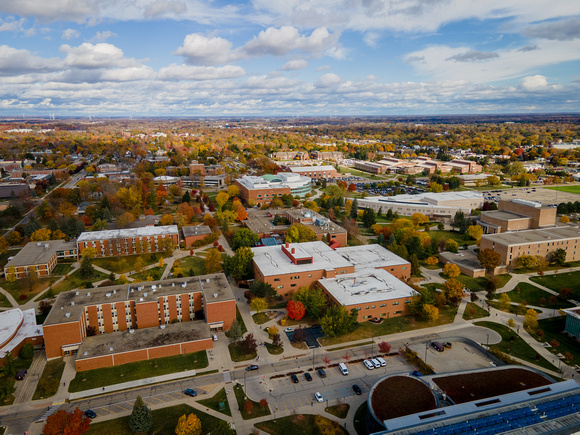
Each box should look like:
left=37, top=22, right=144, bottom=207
left=112, top=403, right=130, bottom=411
left=163, top=394, right=177, bottom=401
left=143, top=399, right=155, bottom=406
left=296, top=397, right=303, bottom=407
left=288, top=398, right=295, bottom=408
left=148, top=396, right=164, bottom=403
left=99, top=408, right=114, bottom=414
left=282, top=400, right=288, bottom=411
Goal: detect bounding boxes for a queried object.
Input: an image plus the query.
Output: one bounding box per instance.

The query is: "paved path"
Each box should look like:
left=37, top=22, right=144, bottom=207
left=13, top=350, right=46, bottom=404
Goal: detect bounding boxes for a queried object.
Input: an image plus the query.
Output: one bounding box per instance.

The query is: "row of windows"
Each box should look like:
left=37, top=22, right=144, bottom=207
left=354, top=300, right=411, bottom=310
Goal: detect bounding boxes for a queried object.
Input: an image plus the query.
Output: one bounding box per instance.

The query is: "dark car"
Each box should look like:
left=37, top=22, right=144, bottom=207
left=84, top=410, right=97, bottom=419
left=291, top=374, right=299, bottom=383
left=318, top=368, right=326, bottom=378
left=311, top=324, right=323, bottom=330
left=304, top=372, right=312, bottom=381
left=246, top=364, right=259, bottom=371
left=411, top=371, right=422, bottom=377
left=352, top=384, right=362, bottom=395
left=184, top=388, right=197, bottom=397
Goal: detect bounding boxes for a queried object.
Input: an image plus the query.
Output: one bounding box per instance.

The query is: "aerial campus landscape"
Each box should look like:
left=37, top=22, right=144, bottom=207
left=1, top=2, right=580, bottom=435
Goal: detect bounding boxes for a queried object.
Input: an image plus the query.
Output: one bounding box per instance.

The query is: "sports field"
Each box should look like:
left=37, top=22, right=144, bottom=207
left=544, top=185, right=580, bottom=194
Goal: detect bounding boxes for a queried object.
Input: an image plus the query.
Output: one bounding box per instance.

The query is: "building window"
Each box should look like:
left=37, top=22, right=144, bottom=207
left=393, top=302, right=399, bottom=305
left=277, top=285, right=283, bottom=289
left=380, top=304, right=387, bottom=307
left=291, top=284, right=296, bottom=287
left=274, top=278, right=281, bottom=282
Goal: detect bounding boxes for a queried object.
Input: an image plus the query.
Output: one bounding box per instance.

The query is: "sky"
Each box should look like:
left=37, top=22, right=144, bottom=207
left=0, top=0, right=579, bottom=117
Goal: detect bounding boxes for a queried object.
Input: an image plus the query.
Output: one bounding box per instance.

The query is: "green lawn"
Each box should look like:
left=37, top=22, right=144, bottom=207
left=252, top=313, right=269, bottom=325
left=32, top=358, right=66, bottom=400
left=325, top=403, right=350, bottom=419
left=86, top=403, right=231, bottom=435
left=175, top=255, right=208, bottom=276
left=320, top=306, right=457, bottom=346
left=0, top=292, right=11, bottom=308
left=93, top=253, right=165, bottom=274
left=51, top=268, right=108, bottom=295
left=265, top=343, right=284, bottom=355
left=130, top=265, right=167, bottom=282
left=228, top=342, right=256, bottom=362
left=487, top=300, right=541, bottom=316
left=429, top=230, right=474, bottom=245
left=474, top=321, right=557, bottom=372
left=454, top=273, right=511, bottom=292
left=495, top=283, right=574, bottom=309
left=255, top=414, right=348, bottom=435
left=529, top=317, right=580, bottom=366
left=69, top=351, right=208, bottom=392
left=198, top=388, right=231, bottom=417
left=52, top=263, right=75, bottom=276
left=462, top=302, right=490, bottom=320
left=545, top=185, right=580, bottom=194
left=233, top=384, right=271, bottom=420
left=531, top=271, right=580, bottom=300
left=0, top=276, right=59, bottom=304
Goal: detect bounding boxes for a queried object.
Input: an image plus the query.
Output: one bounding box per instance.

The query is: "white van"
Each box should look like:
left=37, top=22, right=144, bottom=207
left=363, top=360, right=374, bottom=370
left=338, top=363, right=349, bottom=376
left=376, top=356, right=387, bottom=367
left=370, top=358, right=381, bottom=369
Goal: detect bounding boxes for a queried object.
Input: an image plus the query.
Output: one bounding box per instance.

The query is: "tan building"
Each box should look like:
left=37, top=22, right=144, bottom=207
left=3, top=240, right=77, bottom=279
left=76, top=225, right=179, bottom=258
left=235, top=173, right=311, bottom=206
left=288, top=165, right=338, bottom=179
left=479, top=199, right=557, bottom=234
left=242, top=209, right=348, bottom=247
left=42, top=274, right=235, bottom=371
left=310, top=151, right=344, bottom=161
left=354, top=161, right=388, bottom=174
left=189, top=161, right=205, bottom=175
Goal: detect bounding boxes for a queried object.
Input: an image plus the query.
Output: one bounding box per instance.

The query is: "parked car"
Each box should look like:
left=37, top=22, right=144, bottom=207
left=304, top=372, right=312, bottom=381
left=311, top=324, right=323, bottom=330
left=284, top=327, right=294, bottom=333
left=314, top=392, right=324, bottom=403
left=15, top=369, right=27, bottom=380
left=444, top=342, right=453, bottom=349
left=246, top=365, right=259, bottom=371
left=291, top=374, right=299, bottom=383
left=370, top=358, right=382, bottom=369
left=431, top=341, right=445, bottom=352
left=411, top=371, right=422, bottom=377
left=352, top=384, right=362, bottom=395
left=317, top=368, right=326, bottom=378
left=184, top=388, right=197, bottom=397
left=363, top=360, right=375, bottom=370
left=376, top=357, right=387, bottom=366
left=84, top=410, right=97, bottom=419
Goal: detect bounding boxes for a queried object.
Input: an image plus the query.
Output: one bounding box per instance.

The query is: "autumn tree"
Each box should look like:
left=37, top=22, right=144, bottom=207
left=159, top=214, right=174, bottom=225
left=134, top=256, right=145, bottom=273
left=378, top=341, right=391, bottom=354
left=445, top=239, right=459, bottom=253
left=285, top=223, right=317, bottom=243
left=241, top=333, right=258, bottom=354
left=31, top=228, right=52, bottom=241
left=43, top=408, right=90, bottom=435
left=524, top=309, right=539, bottom=330
left=423, top=304, right=439, bottom=321
left=204, top=248, right=222, bottom=274
left=215, top=191, right=229, bottom=210
left=498, top=293, right=511, bottom=311
left=175, top=413, right=202, bottom=435
left=287, top=300, right=306, bottom=320
left=129, top=396, right=153, bottom=434
left=477, top=248, right=502, bottom=276
left=467, top=225, right=483, bottom=241
left=443, top=278, right=464, bottom=306
left=231, top=228, right=259, bottom=251
left=222, top=247, right=254, bottom=281
left=293, top=287, right=327, bottom=320
left=411, top=213, right=429, bottom=227
left=250, top=297, right=267, bottom=313
left=443, top=263, right=460, bottom=278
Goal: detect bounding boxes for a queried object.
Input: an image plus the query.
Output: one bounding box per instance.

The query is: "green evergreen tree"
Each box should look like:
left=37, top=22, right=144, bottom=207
left=129, top=396, right=153, bottom=434
left=409, top=254, right=420, bottom=276
left=350, top=198, right=359, bottom=219
left=79, top=256, right=94, bottom=280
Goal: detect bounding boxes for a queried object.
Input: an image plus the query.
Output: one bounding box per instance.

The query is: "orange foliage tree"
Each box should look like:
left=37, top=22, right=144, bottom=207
left=43, top=408, right=90, bottom=435
left=287, top=300, right=306, bottom=320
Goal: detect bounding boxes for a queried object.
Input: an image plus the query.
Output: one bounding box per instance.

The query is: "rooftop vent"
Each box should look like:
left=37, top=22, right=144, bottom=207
left=105, top=293, right=111, bottom=297
left=213, top=293, right=218, bottom=298
left=129, top=329, right=134, bottom=334
left=172, top=283, right=175, bottom=287
left=109, top=347, right=113, bottom=352
left=83, top=352, right=88, bottom=356
left=151, top=285, right=157, bottom=290
left=65, top=312, right=71, bottom=317
left=143, top=292, right=147, bottom=297
left=160, top=324, right=166, bottom=329
left=206, top=278, right=210, bottom=283
left=75, top=291, right=79, bottom=295
left=181, top=283, right=186, bottom=288
left=139, top=298, right=143, bottom=302
left=113, top=290, right=116, bottom=294
left=37, top=242, right=42, bottom=246
left=70, top=302, right=75, bottom=306
left=45, top=244, right=49, bottom=248
left=86, top=292, right=90, bottom=296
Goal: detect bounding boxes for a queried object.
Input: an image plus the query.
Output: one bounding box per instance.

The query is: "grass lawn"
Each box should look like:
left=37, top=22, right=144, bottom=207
left=0, top=276, right=59, bottom=304
left=454, top=273, right=511, bottom=292
left=252, top=313, right=269, bottom=325
left=495, top=282, right=574, bottom=310
left=487, top=300, right=541, bottom=316
left=233, top=384, right=271, bottom=420
left=86, top=403, right=229, bottom=435
left=529, top=316, right=580, bottom=365
left=228, top=342, right=256, bottom=362
left=462, top=302, right=490, bottom=320
left=265, top=343, right=284, bottom=355
left=174, top=255, right=207, bottom=276
left=474, top=321, right=557, bottom=372
left=354, top=402, right=367, bottom=435
left=544, top=185, right=580, bottom=194
left=531, top=271, right=580, bottom=300
left=320, top=306, right=457, bottom=346
left=52, top=263, right=75, bottom=276
left=429, top=230, right=474, bottom=246
left=337, top=166, right=389, bottom=180
left=51, top=268, right=108, bottom=295
left=325, top=403, right=350, bottom=419
left=69, top=351, right=208, bottom=392
left=32, top=358, right=66, bottom=400
left=256, top=414, right=348, bottom=435
left=130, top=265, right=167, bottom=282
left=198, top=387, right=231, bottom=417
left=0, top=292, right=11, bottom=308
left=347, top=235, right=365, bottom=246
left=419, top=260, right=443, bottom=270
left=93, top=253, right=165, bottom=274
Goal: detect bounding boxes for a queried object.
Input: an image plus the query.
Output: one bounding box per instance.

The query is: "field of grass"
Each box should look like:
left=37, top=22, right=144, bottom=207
left=51, top=268, right=108, bottom=295
left=454, top=273, right=511, bottom=292
left=69, top=351, right=208, bottom=392
left=462, top=302, right=490, bottom=320
left=0, top=292, right=11, bottom=308
left=175, top=255, right=207, bottom=276
left=129, top=265, right=166, bottom=282
left=545, top=185, right=580, bottom=194
left=256, top=414, right=348, bottom=435
left=52, top=263, right=75, bottom=276
left=531, top=271, right=580, bottom=300
left=265, top=342, right=284, bottom=355
left=429, top=230, right=474, bottom=246
left=337, top=166, right=389, bottom=180
left=325, top=403, right=350, bottom=419
left=228, top=342, right=256, bottom=362
left=320, top=306, right=457, bottom=346
left=0, top=276, right=59, bottom=304
left=93, top=253, right=164, bottom=274
left=495, top=283, right=574, bottom=309
left=233, top=384, right=271, bottom=420
left=529, top=317, right=580, bottom=366
left=198, top=388, right=231, bottom=416
left=252, top=313, right=269, bottom=325
left=474, top=321, right=557, bottom=372
left=85, top=403, right=229, bottom=435
left=32, top=358, right=66, bottom=400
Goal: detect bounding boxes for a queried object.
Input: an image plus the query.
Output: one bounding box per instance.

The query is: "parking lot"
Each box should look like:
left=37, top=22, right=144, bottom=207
left=408, top=340, right=499, bottom=374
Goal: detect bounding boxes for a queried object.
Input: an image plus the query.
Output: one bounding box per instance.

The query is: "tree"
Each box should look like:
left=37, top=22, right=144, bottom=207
left=560, top=216, right=570, bottom=223
left=350, top=198, right=359, bottom=219
left=39, top=299, right=53, bottom=316
left=507, top=319, right=515, bottom=328
left=361, top=208, right=376, bottom=228
left=215, top=191, right=229, bottom=210
left=267, top=325, right=279, bottom=337
left=208, top=419, right=235, bottom=435
left=231, top=228, right=259, bottom=251
left=442, top=263, right=460, bottom=278
left=320, top=306, right=358, bottom=337
left=249, top=281, right=276, bottom=299
left=524, top=309, right=538, bottom=330
left=516, top=255, right=538, bottom=270
left=243, top=399, right=254, bottom=413
left=425, top=256, right=439, bottom=266
left=5, top=265, right=16, bottom=283
left=43, top=408, right=90, bottom=435
left=550, top=248, right=567, bottom=266
left=559, top=287, right=572, bottom=300
left=287, top=300, right=306, bottom=320
left=443, top=279, right=464, bottom=306
left=285, top=223, right=317, bottom=243
left=477, top=248, right=502, bottom=276
left=241, top=333, right=258, bottom=354
left=498, top=293, right=511, bottom=311
left=31, top=228, right=52, bottom=241
left=204, top=248, right=222, bottom=274
left=272, top=333, right=282, bottom=348
left=411, top=213, right=429, bottom=227
left=159, top=214, right=174, bottom=225
left=129, top=396, right=153, bottom=434
left=227, top=320, right=243, bottom=343
left=175, top=413, right=202, bottom=435
left=134, top=256, right=145, bottom=273
left=81, top=247, right=98, bottom=260
left=445, top=239, right=459, bottom=253
left=80, top=255, right=95, bottom=280
left=222, top=247, right=254, bottom=281
left=293, top=287, right=327, bottom=320
left=410, top=253, right=420, bottom=276
left=250, top=297, right=267, bottom=313
left=378, top=341, right=391, bottom=354
left=117, top=212, right=136, bottom=227
left=451, top=211, right=470, bottom=233
left=423, top=304, right=439, bottom=321
left=467, top=225, right=483, bottom=241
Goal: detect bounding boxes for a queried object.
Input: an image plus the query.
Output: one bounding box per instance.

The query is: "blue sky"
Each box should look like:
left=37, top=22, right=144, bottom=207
left=0, top=0, right=579, bottom=116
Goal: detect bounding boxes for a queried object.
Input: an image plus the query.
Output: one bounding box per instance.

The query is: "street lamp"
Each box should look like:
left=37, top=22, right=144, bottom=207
left=486, top=334, right=489, bottom=355
left=243, top=370, right=248, bottom=397
left=425, top=341, right=429, bottom=364
left=371, top=333, right=375, bottom=359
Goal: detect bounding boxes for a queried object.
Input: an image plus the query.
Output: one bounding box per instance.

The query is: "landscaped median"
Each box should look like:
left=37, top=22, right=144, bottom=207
left=32, top=358, right=66, bottom=400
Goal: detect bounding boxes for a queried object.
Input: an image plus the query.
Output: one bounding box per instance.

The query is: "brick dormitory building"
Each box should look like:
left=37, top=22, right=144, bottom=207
left=251, top=241, right=416, bottom=321
left=43, top=274, right=235, bottom=371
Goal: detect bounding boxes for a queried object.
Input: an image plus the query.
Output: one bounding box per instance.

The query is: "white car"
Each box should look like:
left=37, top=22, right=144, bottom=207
left=314, top=392, right=324, bottom=403
left=363, top=360, right=374, bottom=370
left=284, top=327, right=294, bottom=333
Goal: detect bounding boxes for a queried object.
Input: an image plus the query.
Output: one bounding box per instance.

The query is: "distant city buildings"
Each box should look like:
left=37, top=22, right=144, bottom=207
left=354, top=157, right=482, bottom=175
left=287, top=165, right=338, bottom=180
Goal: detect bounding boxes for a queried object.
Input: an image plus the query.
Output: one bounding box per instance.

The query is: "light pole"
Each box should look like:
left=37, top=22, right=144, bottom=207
left=371, top=334, right=374, bottom=359
left=486, top=334, right=489, bottom=356
left=425, top=341, right=429, bottom=364
left=312, top=347, right=315, bottom=370
left=244, top=370, right=247, bottom=398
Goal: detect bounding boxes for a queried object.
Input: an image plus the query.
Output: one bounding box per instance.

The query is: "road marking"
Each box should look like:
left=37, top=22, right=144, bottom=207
left=143, top=399, right=155, bottom=406
left=288, top=398, right=295, bottom=408
left=112, top=403, right=130, bottom=411
left=199, top=383, right=218, bottom=393
left=296, top=397, right=303, bottom=407
left=282, top=400, right=288, bottom=411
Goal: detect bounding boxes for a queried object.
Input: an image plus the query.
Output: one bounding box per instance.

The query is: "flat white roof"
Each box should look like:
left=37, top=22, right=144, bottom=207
left=236, top=174, right=310, bottom=191
left=336, top=244, right=409, bottom=270
left=318, top=268, right=416, bottom=306
left=289, top=165, right=335, bottom=173
left=77, top=225, right=178, bottom=242
left=358, top=191, right=483, bottom=207
left=0, top=309, right=42, bottom=359
left=251, top=241, right=352, bottom=276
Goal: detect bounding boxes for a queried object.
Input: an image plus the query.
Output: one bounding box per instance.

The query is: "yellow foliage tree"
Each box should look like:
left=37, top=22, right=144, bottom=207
left=159, top=214, right=174, bottom=226
left=268, top=325, right=279, bottom=337
left=443, top=278, right=464, bottom=306
left=204, top=248, right=222, bottom=274
left=118, top=275, right=128, bottom=284
left=51, top=229, right=68, bottom=241
left=250, top=297, right=268, bottom=313
left=498, top=293, right=511, bottom=311
left=134, top=256, right=145, bottom=273
left=31, top=228, right=52, bottom=241
left=443, top=263, right=461, bottom=278
left=467, top=225, right=483, bottom=241
left=175, top=413, right=201, bottom=435
left=6, top=266, right=16, bottom=283
left=560, top=216, right=570, bottom=223
left=117, top=212, right=136, bottom=227
left=423, top=304, right=439, bottom=321
left=411, top=213, right=429, bottom=227
left=81, top=247, right=98, bottom=259
left=215, top=191, right=229, bottom=210
left=158, top=258, right=164, bottom=268
left=425, top=256, right=439, bottom=266
left=227, top=185, right=240, bottom=198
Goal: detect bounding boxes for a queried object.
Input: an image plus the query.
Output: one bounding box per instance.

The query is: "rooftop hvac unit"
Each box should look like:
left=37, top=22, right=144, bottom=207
left=113, top=290, right=116, bottom=294
left=206, top=278, right=210, bottom=283
left=143, top=293, right=147, bottom=297
left=129, top=329, right=134, bottom=334
left=65, top=313, right=70, bottom=317
left=75, top=291, right=79, bottom=295
left=160, top=325, right=165, bottom=329
left=70, top=302, right=74, bottom=306
left=151, top=285, right=156, bottom=290
left=181, top=283, right=186, bottom=288
left=86, top=292, right=90, bottom=296
left=213, top=293, right=218, bottom=298
left=109, top=347, right=113, bottom=351
left=37, top=242, right=42, bottom=246
left=45, top=244, right=49, bottom=248
left=139, top=298, right=143, bottom=301
left=172, top=283, right=175, bottom=287
left=105, top=293, right=111, bottom=297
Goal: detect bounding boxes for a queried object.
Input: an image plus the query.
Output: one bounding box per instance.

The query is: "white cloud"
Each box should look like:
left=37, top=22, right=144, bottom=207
left=61, top=43, right=140, bottom=69
left=0, top=18, right=25, bottom=32
left=91, top=31, right=117, bottom=42
left=242, top=26, right=338, bottom=57
left=100, top=66, right=156, bottom=81
left=0, top=45, right=61, bottom=75
left=62, top=28, right=80, bottom=40
left=520, top=75, right=548, bottom=90
left=523, top=17, right=580, bottom=41
left=144, top=0, right=187, bottom=18
left=280, top=59, right=308, bottom=71
left=315, top=73, right=342, bottom=88
left=0, top=0, right=98, bottom=22
left=175, top=33, right=236, bottom=65
left=158, top=64, right=246, bottom=80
